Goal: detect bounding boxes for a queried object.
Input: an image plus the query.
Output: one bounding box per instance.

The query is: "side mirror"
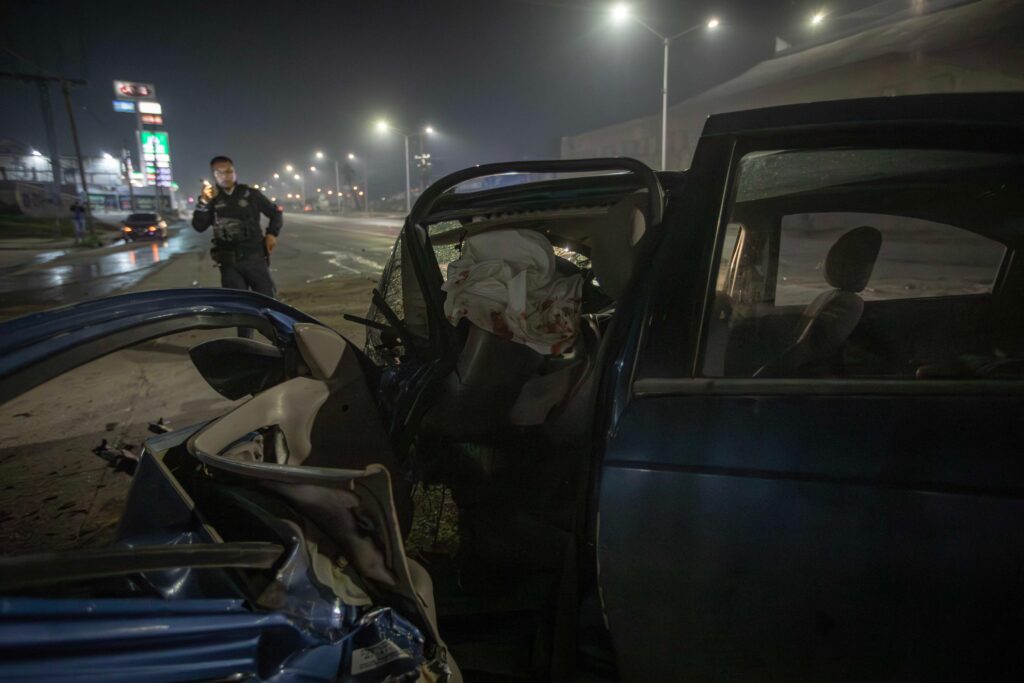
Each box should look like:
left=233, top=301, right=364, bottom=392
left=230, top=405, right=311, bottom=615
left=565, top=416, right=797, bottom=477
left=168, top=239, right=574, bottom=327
left=189, top=338, right=288, bottom=400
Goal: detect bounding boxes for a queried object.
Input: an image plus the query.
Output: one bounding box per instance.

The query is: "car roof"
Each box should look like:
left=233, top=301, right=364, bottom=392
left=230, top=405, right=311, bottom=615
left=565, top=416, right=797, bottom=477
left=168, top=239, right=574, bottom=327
left=425, top=170, right=683, bottom=225
left=702, top=92, right=1024, bottom=138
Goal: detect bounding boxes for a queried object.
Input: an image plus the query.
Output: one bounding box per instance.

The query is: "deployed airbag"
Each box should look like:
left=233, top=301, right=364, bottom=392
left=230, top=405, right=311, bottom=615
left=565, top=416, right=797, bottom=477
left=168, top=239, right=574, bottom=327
left=442, top=229, right=583, bottom=354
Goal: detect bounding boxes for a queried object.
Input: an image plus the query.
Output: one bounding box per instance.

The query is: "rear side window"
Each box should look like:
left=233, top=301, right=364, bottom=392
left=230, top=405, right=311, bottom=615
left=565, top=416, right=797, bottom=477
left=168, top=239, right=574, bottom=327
left=776, top=213, right=1004, bottom=306
left=702, top=148, right=1023, bottom=380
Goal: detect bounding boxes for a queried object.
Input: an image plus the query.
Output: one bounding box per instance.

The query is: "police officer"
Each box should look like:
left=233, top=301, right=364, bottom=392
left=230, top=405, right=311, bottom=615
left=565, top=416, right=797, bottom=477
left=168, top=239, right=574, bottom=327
left=192, top=155, right=282, bottom=297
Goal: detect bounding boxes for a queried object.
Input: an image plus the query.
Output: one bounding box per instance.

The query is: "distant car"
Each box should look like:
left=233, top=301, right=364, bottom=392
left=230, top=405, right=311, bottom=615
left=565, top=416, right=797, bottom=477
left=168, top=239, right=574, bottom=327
left=1, top=93, right=1023, bottom=681
left=121, top=213, right=168, bottom=241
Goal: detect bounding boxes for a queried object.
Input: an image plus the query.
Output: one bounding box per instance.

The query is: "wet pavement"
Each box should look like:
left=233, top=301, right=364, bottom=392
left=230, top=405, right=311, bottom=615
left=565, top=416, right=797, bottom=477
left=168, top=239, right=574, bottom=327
left=266, top=212, right=400, bottom=290
left=0, top=212, right=401, bottom=312
left=0, top=227, right=206, bottom=309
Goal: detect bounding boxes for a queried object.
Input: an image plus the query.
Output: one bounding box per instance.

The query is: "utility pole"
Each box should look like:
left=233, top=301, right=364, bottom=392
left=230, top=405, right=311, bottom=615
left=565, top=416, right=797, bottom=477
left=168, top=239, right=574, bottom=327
left=0, top=71, right=91, bottom=237
left=363, top=163, right=369, bottom=215
left=122, top=141, right=136, bottom=211
left=36, top=81, right=63, bottom=236
left=60, top=79, right=95, bottom=239
left=404, top=135, right=411, bottom=214
left=333, top=158, right=341, bottom=213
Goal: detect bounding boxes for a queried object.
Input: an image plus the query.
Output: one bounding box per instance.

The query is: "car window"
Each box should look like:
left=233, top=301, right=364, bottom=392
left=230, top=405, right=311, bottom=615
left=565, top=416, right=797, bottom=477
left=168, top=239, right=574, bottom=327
left=428, top=221, right=464, bottom=282
left=702, top=147, right=1023, bottom=380
left=776, top=213, right=1004, bottom=306
left=127, top=213, right=157, bottom=221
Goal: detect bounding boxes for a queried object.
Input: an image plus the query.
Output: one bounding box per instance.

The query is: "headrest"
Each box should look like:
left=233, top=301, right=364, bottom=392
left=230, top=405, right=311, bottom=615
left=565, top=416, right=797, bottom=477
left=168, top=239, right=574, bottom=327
left=825, top=225, right=882, bottom=293
left=591, top=195, right=647, bottom=301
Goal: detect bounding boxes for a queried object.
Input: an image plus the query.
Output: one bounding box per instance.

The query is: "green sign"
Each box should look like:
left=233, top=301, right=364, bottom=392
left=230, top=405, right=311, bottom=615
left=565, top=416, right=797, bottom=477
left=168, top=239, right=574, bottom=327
left=140, top=131, right=173, bottom=187
left=140, top=131, right=169, bottom=155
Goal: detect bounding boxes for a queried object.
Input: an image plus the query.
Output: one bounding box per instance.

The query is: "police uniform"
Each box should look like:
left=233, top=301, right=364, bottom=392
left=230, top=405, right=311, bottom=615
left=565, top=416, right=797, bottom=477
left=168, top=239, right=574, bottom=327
left=192, top=183, right=282, bottom=297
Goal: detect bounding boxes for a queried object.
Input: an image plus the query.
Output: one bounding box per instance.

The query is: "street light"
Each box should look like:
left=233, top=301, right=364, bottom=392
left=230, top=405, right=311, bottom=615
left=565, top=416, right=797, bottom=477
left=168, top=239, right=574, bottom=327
left=311, top=151, right=343, bottom=212
left=273, top=173, right=280, bottom=179
left=374, top=120, right=436, bottom=213
left=285, top=164, right=294, bottom=173
left=810, top=11, right=826, bottom=26
left=609, top=6, right=721, bottom=170
left=347, top=152, right=370, bottom=215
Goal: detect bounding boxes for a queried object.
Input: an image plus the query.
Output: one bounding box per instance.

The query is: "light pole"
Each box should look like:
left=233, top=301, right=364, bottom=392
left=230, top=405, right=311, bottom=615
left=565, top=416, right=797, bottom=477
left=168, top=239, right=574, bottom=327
left=315, top=150, right=343, bottom=212
left=610, top=4, right=720, bottom=171
left=293, top=173, right=305, bottom=206
left=375, top=120, right=435, bottom=214
left=348, top=152, right=370, bottom=215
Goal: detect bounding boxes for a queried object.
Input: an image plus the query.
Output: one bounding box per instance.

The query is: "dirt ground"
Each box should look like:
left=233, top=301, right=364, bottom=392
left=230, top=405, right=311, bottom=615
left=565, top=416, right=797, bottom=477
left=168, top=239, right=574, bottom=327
left=0, top=275, right=380, bottom=556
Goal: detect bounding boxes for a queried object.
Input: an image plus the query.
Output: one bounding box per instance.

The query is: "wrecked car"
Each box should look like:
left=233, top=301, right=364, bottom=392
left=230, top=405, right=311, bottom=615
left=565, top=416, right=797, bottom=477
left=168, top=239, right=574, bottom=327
left=1, top=92, right=1024, bottom=681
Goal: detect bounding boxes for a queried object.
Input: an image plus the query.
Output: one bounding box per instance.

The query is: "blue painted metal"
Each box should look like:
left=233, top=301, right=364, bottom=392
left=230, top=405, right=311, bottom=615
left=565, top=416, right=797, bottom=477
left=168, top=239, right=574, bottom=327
left=0, top=288, right=319, bottom=369
left=0, top=596, right=335, bottom=682
left=599, top=394, right=1024, bottom=679
left=0, top=450, right=430, bottom=682
left=0, top=288, right=326, bottom=402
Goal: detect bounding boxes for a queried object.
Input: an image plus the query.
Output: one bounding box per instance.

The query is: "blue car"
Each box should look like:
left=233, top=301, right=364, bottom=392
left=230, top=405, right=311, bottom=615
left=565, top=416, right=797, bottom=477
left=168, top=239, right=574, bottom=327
left=1, top=92, right=1023, bottom=681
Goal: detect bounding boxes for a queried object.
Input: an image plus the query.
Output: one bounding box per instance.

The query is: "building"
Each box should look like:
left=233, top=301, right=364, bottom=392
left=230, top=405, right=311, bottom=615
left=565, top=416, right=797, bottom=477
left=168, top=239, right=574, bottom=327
left=561, top=0, right=1024, bottom=170
left=0, top=139, right=178, bottom=217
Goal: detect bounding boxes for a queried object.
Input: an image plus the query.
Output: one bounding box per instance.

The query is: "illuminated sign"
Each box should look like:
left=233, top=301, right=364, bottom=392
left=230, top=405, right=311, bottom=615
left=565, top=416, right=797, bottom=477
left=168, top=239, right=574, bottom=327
left=140, top=131, right=173, bottom=188
left=140, top=114, right=163, bottom=125
left=112, top=100, right=136, bottom=113
left=138, top=101, right=162, bottom=115
left=113, top=80, right=156, bottom=100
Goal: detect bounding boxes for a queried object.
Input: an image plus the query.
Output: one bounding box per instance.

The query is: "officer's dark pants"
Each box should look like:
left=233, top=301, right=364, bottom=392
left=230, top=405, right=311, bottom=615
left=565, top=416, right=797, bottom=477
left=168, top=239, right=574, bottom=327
left=220, top=254, right=276, bottom=337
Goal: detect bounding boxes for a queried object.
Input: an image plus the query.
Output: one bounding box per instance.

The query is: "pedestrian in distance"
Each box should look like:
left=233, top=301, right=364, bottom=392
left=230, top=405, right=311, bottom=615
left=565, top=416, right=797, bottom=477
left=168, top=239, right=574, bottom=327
left=71, top=200, right=86, bottom=245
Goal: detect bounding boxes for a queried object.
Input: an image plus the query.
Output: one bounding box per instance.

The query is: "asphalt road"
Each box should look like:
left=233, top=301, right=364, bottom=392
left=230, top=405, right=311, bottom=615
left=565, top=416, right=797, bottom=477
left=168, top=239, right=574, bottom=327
left=0, top=212, right=401, bottom=312
left=263, top=212, right=400, bottom=290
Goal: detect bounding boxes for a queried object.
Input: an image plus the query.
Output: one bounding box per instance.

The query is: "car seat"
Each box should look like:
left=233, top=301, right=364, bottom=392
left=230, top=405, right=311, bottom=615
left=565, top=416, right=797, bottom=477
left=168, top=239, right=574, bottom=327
left=754, top=225, right=882, bottom=377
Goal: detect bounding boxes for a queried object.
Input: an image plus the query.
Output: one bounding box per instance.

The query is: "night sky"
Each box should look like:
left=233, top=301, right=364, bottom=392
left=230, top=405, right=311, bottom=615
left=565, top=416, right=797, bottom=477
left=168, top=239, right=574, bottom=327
left=1, top=0, right=880, bottom=198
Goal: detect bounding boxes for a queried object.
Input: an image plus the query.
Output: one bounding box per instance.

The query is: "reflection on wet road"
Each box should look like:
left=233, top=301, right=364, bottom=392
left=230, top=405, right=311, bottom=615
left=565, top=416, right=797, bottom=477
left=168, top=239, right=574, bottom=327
left=0, top=228, right=206, bottom=307
left=0, top=213, right=402, bottom=310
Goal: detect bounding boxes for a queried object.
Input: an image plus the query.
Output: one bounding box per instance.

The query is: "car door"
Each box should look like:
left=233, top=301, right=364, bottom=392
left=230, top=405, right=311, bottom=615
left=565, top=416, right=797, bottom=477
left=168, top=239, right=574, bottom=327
left=0, top=288, right=324, bottom=401
left=596, top=94, right=1024, bottom=680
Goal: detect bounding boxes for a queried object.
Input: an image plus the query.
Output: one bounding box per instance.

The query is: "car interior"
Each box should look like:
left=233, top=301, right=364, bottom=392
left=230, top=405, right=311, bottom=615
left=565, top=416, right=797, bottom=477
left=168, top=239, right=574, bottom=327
left=369, top=185, right=655, bottom=679
left=704, top=152, right=1024, bottom=381
left=156, top=175, right=666, bottom=680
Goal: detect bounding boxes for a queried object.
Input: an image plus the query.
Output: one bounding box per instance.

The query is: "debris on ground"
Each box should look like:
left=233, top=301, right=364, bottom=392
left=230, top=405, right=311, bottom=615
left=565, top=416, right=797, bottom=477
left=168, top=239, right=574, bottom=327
left=91, top=439, right=139, bottom=475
